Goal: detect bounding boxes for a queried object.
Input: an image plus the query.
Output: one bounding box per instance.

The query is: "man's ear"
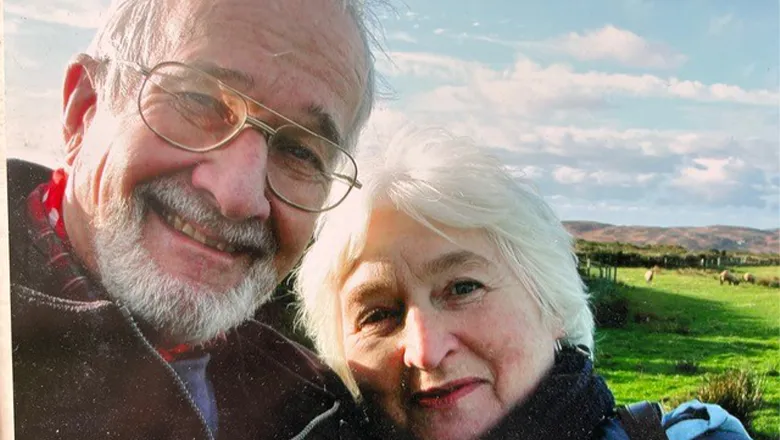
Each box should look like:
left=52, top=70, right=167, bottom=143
left=62, top=53, right=100, bottom=166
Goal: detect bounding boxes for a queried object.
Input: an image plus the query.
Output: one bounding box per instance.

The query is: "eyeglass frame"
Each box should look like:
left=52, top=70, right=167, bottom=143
left=113, top=59, right=363, bottom=213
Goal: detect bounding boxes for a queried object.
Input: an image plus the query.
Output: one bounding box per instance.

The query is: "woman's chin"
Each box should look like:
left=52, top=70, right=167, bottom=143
left=413, top=425, right=486, bottom=440
left=411, top=414, right=499, bottom=440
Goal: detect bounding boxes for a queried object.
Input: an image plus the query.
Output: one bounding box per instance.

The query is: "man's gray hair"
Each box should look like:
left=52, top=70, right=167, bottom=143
left=85, top=0, right=384, bottom=151
left=294, top=126, right=595, bottom=397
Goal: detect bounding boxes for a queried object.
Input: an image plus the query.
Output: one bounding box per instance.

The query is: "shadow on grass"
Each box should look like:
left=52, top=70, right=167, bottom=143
left=593, top=282, right=780, bottom=439
left=628, top=282, right=772, bottom=335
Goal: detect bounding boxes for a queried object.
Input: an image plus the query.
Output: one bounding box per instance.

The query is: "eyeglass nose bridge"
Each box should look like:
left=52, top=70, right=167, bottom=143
left=238, top=114, right=277, bottom=143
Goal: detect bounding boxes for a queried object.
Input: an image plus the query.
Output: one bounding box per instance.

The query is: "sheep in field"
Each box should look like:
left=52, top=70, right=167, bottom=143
left=644, top=269, right=654, bottom=284
left=719, top=270, right=741, bottom=286
left=743, top=273, right=756, bottom=284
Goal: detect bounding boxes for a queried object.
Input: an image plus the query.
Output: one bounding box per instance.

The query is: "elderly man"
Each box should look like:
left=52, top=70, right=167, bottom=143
left=7, top=0, right=378, bottom=438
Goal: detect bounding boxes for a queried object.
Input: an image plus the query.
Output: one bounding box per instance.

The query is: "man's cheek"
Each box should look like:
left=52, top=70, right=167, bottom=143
left=271, top=207, right=316, bottom=275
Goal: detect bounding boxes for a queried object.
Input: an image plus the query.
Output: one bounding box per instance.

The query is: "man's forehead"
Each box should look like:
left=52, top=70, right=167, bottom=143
left=178, top=0, right=365, bottom=63
left=165, top=0, right=367, bottom=137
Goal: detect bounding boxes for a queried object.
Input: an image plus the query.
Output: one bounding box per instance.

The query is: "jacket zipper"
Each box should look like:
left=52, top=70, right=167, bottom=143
left=118, top=304, right=216, bottom=440
left=290, top=401, right=340, bottom=440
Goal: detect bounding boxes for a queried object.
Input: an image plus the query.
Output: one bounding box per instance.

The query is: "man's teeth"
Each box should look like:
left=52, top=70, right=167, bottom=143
left=163, top=212, right=236, bottom=253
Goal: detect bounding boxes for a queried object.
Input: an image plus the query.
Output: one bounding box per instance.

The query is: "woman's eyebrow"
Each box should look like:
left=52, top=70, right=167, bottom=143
left=344, top=279, right=394, bottom=312
left=421, top=250, right=490, bottom=277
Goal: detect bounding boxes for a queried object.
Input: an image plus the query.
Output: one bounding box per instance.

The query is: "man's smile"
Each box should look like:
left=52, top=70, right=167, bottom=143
left=159, top=207, right=237, bottom=253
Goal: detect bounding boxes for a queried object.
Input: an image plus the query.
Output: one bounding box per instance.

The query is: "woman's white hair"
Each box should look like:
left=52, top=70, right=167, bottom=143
left=85, top=0, right=385, bottom=150
left=295, top=125, right=595, bottom=397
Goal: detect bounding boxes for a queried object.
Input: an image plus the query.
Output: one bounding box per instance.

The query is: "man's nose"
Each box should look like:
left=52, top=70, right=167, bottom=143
left=402, top=306, right=457, bottom=371
left=190, top=129, right=272, bottom=222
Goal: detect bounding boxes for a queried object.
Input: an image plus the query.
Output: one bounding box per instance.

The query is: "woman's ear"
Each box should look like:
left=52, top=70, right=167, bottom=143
left=62, top=53, right=100, bottom=166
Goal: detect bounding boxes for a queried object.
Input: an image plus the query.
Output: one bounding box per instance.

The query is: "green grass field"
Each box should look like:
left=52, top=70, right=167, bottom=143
left=593, top=266, right=779, bottom=439
left=742, top=266, right=780, bottom=279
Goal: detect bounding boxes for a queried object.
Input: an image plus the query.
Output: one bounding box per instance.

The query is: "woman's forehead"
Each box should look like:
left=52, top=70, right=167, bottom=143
left=341, top=211, right=504, bottom=293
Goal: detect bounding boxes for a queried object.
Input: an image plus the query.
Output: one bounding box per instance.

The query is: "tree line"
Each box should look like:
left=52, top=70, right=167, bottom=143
left=575, top=239, right=780, bottom=268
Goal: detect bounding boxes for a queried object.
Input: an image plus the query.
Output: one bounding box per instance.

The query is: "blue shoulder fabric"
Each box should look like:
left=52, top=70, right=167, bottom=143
left=594, top=400, right=752, bottom=440
left=662, top=400, right=752, bottom=440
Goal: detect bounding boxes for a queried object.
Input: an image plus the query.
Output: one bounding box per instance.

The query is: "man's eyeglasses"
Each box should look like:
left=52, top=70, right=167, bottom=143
left=116, top=60, right=361, bottom=213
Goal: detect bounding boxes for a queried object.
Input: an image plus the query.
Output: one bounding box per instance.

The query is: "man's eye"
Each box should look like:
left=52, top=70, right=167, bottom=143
left=449, top=280, right=484, bottom=296
left=274, top=137, right=326, bottom=171
left=164, top=91, right=238, bottom=132
left=176, top=92, right=238, bottom=124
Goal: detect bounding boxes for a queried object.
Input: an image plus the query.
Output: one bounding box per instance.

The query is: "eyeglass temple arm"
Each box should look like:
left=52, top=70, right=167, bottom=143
left=325, top=171, right=363, bottom=189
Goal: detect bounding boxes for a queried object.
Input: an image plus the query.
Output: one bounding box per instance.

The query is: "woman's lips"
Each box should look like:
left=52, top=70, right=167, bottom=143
left=411, top=378, right=485, bottom=409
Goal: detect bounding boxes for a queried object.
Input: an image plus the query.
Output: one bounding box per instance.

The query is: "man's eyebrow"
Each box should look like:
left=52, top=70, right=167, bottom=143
left=421, top=250, right=491, bottom=277
left=191, top=60, right=255, bottom=90
left=307, top=104, right=342, bottom=146
left=190, top=61, right=342, bottom=145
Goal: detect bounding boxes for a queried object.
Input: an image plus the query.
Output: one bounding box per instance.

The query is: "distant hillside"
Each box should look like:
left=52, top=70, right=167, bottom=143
left=563, top=221, right=779, bottom=255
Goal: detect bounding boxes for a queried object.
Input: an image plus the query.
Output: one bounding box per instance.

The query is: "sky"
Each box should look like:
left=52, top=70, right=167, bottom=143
left=3, top=0, right=779, bottom=229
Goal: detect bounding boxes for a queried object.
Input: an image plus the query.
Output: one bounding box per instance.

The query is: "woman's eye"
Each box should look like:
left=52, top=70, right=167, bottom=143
left=357, top=308, right=402, bottom=333
left=449, top=280, right=484, bottom=296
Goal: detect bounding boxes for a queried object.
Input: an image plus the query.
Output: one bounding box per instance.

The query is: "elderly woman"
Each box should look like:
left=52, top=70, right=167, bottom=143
left=295, top=127, right=751, bottom=440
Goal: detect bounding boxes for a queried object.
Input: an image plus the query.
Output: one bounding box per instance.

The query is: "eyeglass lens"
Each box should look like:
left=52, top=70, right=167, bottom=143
left=138, top=62, right=357, bottom=211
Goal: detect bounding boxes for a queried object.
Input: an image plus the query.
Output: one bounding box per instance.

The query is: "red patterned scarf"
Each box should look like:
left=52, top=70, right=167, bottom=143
left=38, top=169, right=193, bottom=362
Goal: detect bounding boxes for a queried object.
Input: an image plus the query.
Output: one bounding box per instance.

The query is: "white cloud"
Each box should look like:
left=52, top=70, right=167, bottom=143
left=452, top=25, right=685, bottom=69
left=380, top=51, right=779, bottom=107
left=673, top=157, right=745, bottom=185
left=376, top=52, right=487, bottom=82
left=433, top=28, right=446, bottom=35
left=668, top=157, right=758, bottom=204
left=553, top=166, right=588, bottom=184
left=5, top=0, right=109, bottom=29
left=363, top=93, right=778, bottom=175
left=358, top=98, right=778, bottom=211
left=547, top=25, right=687, bottom=69
left=387, top=31, right=417, bottom=43
left=590, top=170, right=639, bottom=186
left=636, top=173, right=658, bottom=184
left=552, top=167, right=656, bottom=187
left=506, top=165, right=545, bottom=179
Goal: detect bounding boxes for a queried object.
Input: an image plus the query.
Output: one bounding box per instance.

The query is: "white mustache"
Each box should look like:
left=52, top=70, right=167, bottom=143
left=135, top=175, right=277, bottom=256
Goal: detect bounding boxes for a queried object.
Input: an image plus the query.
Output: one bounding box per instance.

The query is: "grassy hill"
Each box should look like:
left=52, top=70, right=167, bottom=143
left=564, top=221, right=779, bottom=255
left=594, top=266, right=779, bottom=439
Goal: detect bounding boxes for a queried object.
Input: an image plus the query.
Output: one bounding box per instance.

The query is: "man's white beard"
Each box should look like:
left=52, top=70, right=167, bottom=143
left=93, top=175, right=278, bottom=345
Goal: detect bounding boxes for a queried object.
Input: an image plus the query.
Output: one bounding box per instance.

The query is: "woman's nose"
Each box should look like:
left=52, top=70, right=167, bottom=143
left=401, top=307, right=457, bottom=371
